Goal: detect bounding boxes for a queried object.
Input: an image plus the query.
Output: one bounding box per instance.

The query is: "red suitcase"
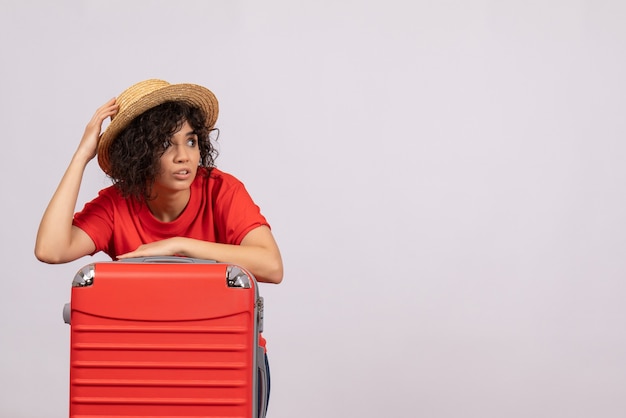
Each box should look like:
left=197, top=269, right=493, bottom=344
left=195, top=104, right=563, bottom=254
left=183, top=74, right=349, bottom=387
left=63, top=257, right=267, bottom=418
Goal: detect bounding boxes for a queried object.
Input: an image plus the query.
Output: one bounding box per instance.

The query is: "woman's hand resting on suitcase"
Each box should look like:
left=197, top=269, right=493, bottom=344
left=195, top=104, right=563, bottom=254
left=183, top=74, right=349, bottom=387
left=117, top=227, right=283, bottom=283
left=117, top=238, right=182, bottom=260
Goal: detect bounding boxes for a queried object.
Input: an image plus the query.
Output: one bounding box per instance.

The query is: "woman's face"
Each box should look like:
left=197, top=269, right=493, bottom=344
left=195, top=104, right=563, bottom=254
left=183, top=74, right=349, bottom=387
left=152, top=120, right=200, bottom=194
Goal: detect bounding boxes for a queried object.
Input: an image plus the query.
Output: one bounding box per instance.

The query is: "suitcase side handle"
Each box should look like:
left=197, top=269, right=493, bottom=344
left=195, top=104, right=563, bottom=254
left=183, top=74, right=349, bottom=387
left=117, top=256, right=218, bottom=264
left=257, top=347, right=269, bottom=418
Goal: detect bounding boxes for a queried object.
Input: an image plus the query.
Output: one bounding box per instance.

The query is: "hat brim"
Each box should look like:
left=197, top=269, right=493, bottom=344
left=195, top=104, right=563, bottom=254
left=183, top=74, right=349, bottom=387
left=97, top=82, right=218, bottom=175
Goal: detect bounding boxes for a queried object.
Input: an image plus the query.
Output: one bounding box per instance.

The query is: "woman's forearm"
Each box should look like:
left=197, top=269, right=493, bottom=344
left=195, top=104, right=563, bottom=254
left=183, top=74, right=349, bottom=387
left=175, top=238, right=284, bottom=284
left=34, top=154, right=92, bottom=263
left=116, top=228, right=284, bottom=284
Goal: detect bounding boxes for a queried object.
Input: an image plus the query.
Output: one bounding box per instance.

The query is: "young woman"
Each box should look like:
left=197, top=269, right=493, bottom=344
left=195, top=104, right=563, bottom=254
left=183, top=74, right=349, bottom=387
left=35, top=79, right=283, bottom=284
left=35, top=79, right=282, bottom=416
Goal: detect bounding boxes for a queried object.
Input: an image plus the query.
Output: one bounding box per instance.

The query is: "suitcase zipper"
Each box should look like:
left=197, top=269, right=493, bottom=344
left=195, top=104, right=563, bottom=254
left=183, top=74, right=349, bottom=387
left=257, top=297, right=264, bottom=333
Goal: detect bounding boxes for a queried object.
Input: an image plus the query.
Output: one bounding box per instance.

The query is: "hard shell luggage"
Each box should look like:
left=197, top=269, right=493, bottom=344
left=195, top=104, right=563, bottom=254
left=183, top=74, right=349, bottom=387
left=62, top=257, right=267, bottom=418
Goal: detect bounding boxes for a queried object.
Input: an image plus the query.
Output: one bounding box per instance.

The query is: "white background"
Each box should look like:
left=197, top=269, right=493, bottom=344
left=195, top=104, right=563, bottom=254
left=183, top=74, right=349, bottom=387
left=2, top=1, right=626, bottom=417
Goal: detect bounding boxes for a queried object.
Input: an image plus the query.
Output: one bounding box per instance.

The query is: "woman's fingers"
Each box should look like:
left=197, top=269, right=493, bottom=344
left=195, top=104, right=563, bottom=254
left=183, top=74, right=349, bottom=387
left=89, top=97, right=118, bottom=129
left=75, top=98, right=119, bottom=162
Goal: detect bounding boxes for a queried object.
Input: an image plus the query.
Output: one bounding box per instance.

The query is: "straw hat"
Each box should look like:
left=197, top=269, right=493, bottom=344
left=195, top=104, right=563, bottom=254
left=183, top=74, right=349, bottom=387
left=97, top=79, right=219, bottom=174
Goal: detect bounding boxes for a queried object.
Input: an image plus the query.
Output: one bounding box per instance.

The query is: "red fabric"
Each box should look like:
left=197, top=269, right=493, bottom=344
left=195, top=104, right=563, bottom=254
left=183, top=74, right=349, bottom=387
left=73, top=167, right=269, bottom=258
left=73, top=167, right=269, bottom=350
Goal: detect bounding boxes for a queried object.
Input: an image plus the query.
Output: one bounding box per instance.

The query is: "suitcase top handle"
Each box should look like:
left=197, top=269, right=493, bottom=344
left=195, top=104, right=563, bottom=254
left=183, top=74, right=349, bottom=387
left=119, top=256, right=218, bottom=264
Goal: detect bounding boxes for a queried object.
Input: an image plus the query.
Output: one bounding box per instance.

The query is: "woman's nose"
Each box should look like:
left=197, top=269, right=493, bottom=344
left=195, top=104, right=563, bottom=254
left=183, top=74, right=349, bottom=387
left=174, top=145, right=190, bottom=162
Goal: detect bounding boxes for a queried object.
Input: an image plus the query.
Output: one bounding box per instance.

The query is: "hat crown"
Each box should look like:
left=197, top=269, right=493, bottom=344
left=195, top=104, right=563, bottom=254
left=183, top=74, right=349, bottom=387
left=113, top=79, right=171, bottom=121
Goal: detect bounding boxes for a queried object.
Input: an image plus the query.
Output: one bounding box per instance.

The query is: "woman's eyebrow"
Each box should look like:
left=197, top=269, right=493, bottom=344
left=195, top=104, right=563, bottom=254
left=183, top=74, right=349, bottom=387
left=185, top=129, right=198, bottom=136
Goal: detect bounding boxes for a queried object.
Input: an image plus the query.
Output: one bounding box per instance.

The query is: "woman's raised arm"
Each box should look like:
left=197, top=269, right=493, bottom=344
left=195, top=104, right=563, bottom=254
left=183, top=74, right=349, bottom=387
left=35, top=98, right=118, bottom=264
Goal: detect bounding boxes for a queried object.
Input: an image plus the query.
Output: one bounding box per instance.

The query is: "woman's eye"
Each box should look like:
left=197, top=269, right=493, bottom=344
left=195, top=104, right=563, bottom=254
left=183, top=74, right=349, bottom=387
left=187, top=138, right=197, bottom=147
left=162, top=140, right=171, bottom=149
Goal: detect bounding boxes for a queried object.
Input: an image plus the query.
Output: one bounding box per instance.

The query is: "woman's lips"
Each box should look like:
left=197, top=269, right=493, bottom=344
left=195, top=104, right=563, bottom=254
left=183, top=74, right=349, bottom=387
left=173, top=169, right=191, bottom=180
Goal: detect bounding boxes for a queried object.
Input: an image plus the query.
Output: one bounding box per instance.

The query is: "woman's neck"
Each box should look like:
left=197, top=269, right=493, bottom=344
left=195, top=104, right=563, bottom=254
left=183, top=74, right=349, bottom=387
left=146, top=189, right=191, bottom=222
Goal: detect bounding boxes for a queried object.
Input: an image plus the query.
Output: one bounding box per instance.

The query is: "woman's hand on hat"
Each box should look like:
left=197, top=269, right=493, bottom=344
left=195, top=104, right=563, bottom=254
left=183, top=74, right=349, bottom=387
left=74, top=98, right=119, bottom=163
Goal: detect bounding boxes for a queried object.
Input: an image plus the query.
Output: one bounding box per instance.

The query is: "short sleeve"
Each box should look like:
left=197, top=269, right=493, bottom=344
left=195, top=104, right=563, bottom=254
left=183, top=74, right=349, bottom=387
left=72, top=188, right=116, bottom=254
left=211, top=175, right=269, bottom=245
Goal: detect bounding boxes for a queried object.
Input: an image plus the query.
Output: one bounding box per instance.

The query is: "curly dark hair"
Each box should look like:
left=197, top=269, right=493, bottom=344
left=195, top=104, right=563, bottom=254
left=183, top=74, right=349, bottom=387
left=107, top=101, right=219, bottom=201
